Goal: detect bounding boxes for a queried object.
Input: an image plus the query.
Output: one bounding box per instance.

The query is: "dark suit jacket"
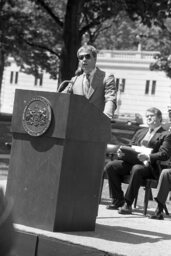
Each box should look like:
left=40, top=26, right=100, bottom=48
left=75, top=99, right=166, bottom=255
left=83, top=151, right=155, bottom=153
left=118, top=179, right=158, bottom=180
left=130, top=127, right=171, bottom=178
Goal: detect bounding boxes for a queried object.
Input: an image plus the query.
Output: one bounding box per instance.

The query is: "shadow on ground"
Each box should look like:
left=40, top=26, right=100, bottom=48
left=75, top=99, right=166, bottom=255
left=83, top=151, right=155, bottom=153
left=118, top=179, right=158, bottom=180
left=68, top=222, right=171, bottom=245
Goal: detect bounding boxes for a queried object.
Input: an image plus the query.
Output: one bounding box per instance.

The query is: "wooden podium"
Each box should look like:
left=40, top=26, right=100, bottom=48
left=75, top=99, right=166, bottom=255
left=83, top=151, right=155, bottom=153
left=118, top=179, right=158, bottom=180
left=6, top=89, right=111, bottom=232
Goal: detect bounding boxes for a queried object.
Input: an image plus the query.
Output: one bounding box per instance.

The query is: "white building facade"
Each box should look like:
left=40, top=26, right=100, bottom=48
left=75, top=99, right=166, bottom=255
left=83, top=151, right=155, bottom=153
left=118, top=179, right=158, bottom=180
left=1, top=50, right=171, bottom=122
left=1, top=59, right=58, bottom=114
left=98, top=50, right=171, bottom=122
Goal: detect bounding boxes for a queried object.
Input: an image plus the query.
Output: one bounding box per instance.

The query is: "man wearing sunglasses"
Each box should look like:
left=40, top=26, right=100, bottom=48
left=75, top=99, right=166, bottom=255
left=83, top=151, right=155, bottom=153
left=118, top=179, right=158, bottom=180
left=62, top=45, right=117, bottom=119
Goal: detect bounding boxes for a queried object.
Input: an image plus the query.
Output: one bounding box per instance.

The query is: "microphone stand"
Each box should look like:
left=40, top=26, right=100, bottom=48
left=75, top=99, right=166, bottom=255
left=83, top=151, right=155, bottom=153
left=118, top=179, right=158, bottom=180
left=57, top=80, right=74, bottom=93
left=57, top=75, right=79, bottom=93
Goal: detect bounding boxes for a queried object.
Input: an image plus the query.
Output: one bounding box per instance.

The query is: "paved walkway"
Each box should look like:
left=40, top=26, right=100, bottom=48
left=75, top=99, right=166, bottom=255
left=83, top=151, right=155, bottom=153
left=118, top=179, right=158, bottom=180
left=1, top=177, right=171, bottom=256
left=15, top=204, right=171, bottom=256
left=96, top=205, right=171, bottom=256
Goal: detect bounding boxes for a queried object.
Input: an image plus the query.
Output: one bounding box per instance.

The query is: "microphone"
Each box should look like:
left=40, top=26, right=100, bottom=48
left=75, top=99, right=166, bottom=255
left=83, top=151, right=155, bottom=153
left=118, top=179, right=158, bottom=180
left=57, top=69, right=81, bottom=93
left=57, top=80, right=74, bottom=93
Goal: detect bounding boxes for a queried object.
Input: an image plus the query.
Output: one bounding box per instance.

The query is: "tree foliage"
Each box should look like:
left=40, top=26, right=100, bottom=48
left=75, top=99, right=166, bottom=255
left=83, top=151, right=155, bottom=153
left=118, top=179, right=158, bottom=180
left=1, top=0, right=171, bottom=90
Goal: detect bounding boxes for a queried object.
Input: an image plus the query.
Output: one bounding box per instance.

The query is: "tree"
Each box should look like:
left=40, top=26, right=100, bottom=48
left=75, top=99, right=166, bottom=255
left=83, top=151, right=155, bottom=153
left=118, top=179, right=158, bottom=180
left=0, top=0, right=16, bottom=89
left=95, top=12, right=139, bottom=50
left=149, top=18, right=171, bottom=78
left=0, top=0, right=63, bottom=90
left=1, top=0, right=171, bottom=91
left=95, top=13, right=167, bottom=52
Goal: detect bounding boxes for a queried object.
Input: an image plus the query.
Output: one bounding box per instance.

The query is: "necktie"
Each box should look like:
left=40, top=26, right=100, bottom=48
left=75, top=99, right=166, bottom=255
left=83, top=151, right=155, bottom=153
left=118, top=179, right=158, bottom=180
left=83, top=73, right=90, bottom=98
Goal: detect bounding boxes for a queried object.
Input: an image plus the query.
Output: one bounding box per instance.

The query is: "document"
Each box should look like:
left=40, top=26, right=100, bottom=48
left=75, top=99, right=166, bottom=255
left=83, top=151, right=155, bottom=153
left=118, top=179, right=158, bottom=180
left=119, top=145, right=152, bottom=165
left=131, top=145, right=153, bottom=155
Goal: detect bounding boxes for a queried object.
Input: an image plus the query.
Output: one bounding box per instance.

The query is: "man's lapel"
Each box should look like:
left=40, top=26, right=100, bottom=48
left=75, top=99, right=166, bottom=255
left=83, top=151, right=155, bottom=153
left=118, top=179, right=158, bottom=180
left=138, top=129, right=148, bottom=143
left=87, top=68, right=102, bottom=99
left=148, top=127, right=164, bottom=147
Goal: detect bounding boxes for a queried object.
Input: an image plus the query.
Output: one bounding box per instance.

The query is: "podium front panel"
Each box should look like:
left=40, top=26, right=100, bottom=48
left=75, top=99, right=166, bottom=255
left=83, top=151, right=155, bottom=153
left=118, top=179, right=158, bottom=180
left=6, top=89, right=110, bottom=231
left=6, top=135, right=64, bottom=230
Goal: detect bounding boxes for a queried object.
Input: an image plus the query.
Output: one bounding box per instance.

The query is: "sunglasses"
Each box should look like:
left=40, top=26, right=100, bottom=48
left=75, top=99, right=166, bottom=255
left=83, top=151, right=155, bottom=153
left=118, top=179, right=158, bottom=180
left=146, top=114, right=155, bottom=118
left=78, top=54, right=91, bottom=60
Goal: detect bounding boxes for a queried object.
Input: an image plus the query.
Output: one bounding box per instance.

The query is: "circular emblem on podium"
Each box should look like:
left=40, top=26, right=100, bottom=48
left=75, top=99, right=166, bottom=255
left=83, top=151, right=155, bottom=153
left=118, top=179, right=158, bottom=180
left=22, top=96, right=52, bottom=136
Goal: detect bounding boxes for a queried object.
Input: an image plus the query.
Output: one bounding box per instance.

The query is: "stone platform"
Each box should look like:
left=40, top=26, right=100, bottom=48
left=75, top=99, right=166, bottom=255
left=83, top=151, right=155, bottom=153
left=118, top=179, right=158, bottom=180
left=12, top=204, right=171, bottom=256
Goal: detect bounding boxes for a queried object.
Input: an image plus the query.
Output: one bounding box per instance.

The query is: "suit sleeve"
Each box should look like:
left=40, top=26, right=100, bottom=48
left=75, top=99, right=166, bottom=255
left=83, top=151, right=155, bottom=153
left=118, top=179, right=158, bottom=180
left=103, top=73, right=117, bottom=119
left=150, top=132, right=171, bottom=163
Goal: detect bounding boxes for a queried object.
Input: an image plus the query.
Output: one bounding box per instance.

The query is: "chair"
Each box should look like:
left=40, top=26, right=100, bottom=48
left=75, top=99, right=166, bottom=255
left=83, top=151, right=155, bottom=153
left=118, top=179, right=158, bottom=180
left=101, top=144, right=169, bottom=216
left=142, top=178, right=169, bottom=215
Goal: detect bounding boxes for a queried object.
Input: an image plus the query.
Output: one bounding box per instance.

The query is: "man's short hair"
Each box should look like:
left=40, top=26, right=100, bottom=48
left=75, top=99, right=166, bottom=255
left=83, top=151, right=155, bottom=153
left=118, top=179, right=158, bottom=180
left=146, top=107, right=162, bottom=121
left=77, top=45, right=97, bottom=59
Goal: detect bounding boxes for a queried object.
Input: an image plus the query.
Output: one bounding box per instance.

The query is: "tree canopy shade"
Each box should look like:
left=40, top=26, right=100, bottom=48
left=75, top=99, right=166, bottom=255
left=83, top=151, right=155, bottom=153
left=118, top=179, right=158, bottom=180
left=1, top=0, right=171, bottom=90
left=149, top=17, right=171, bottom=78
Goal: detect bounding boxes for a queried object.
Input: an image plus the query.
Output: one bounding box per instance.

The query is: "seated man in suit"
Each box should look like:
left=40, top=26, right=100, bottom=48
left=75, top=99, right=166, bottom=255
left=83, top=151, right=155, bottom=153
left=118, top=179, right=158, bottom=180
left=61, top=44, right=117, bottom=119
left=149, top=168, right=171, bottom=220
left=105, top=107, right=171, bottom=214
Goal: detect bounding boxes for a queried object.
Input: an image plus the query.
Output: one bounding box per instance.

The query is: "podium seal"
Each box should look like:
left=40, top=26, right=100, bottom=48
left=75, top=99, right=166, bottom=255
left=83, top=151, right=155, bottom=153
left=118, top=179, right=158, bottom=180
left=22, top=96, right=52, bottom=136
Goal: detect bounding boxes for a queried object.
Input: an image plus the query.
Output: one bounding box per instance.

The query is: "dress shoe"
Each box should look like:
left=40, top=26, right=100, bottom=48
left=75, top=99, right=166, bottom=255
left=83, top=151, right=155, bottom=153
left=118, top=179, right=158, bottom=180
left=118, top=202, right=132, bottom=214
left=148, top=212, right=164, bottom=220
left=154, top=197, right=169, bottom=214
left=148, top=203, right=164, bottom=220
left=106, top=199, right=125, bottom=210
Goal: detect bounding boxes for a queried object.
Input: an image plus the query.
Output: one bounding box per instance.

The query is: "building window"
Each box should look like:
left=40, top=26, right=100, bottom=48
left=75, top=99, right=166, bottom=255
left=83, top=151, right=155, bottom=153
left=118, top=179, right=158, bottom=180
left=145, top=80, right=156, bottom=95
left=151, top=80, right=156, bottom=95
left=15, top=72, right=19, bottom=84
left=39, top=73, right=43, bottom=86
left=116, top=78, right=120, bottom=91
left=34, top=77, right=38, bottom=86
left=10, top=71, right=14, bottom=84
left=34, top=73, right=43, bottom=86
left=10, top=71, right=19, bottom=84
left=116, top=78, right=126, bottom=92
left=120, top=78, right=125, bottom=92
left=145, top=80, right=150, bottom=94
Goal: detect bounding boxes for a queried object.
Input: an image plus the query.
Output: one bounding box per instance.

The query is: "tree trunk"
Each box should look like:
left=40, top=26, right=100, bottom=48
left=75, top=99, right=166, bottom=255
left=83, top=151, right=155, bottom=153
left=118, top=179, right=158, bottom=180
left=0, top=0, right=5, bottom=98
left=60, top=0, right=83, bottom=83
left=0, top=50, right=5, bottom=104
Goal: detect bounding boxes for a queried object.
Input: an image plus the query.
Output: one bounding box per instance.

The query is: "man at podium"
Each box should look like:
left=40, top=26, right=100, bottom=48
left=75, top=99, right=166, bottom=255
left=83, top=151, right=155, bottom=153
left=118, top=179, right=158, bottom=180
left=61, top=44, right=117, bottom=119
